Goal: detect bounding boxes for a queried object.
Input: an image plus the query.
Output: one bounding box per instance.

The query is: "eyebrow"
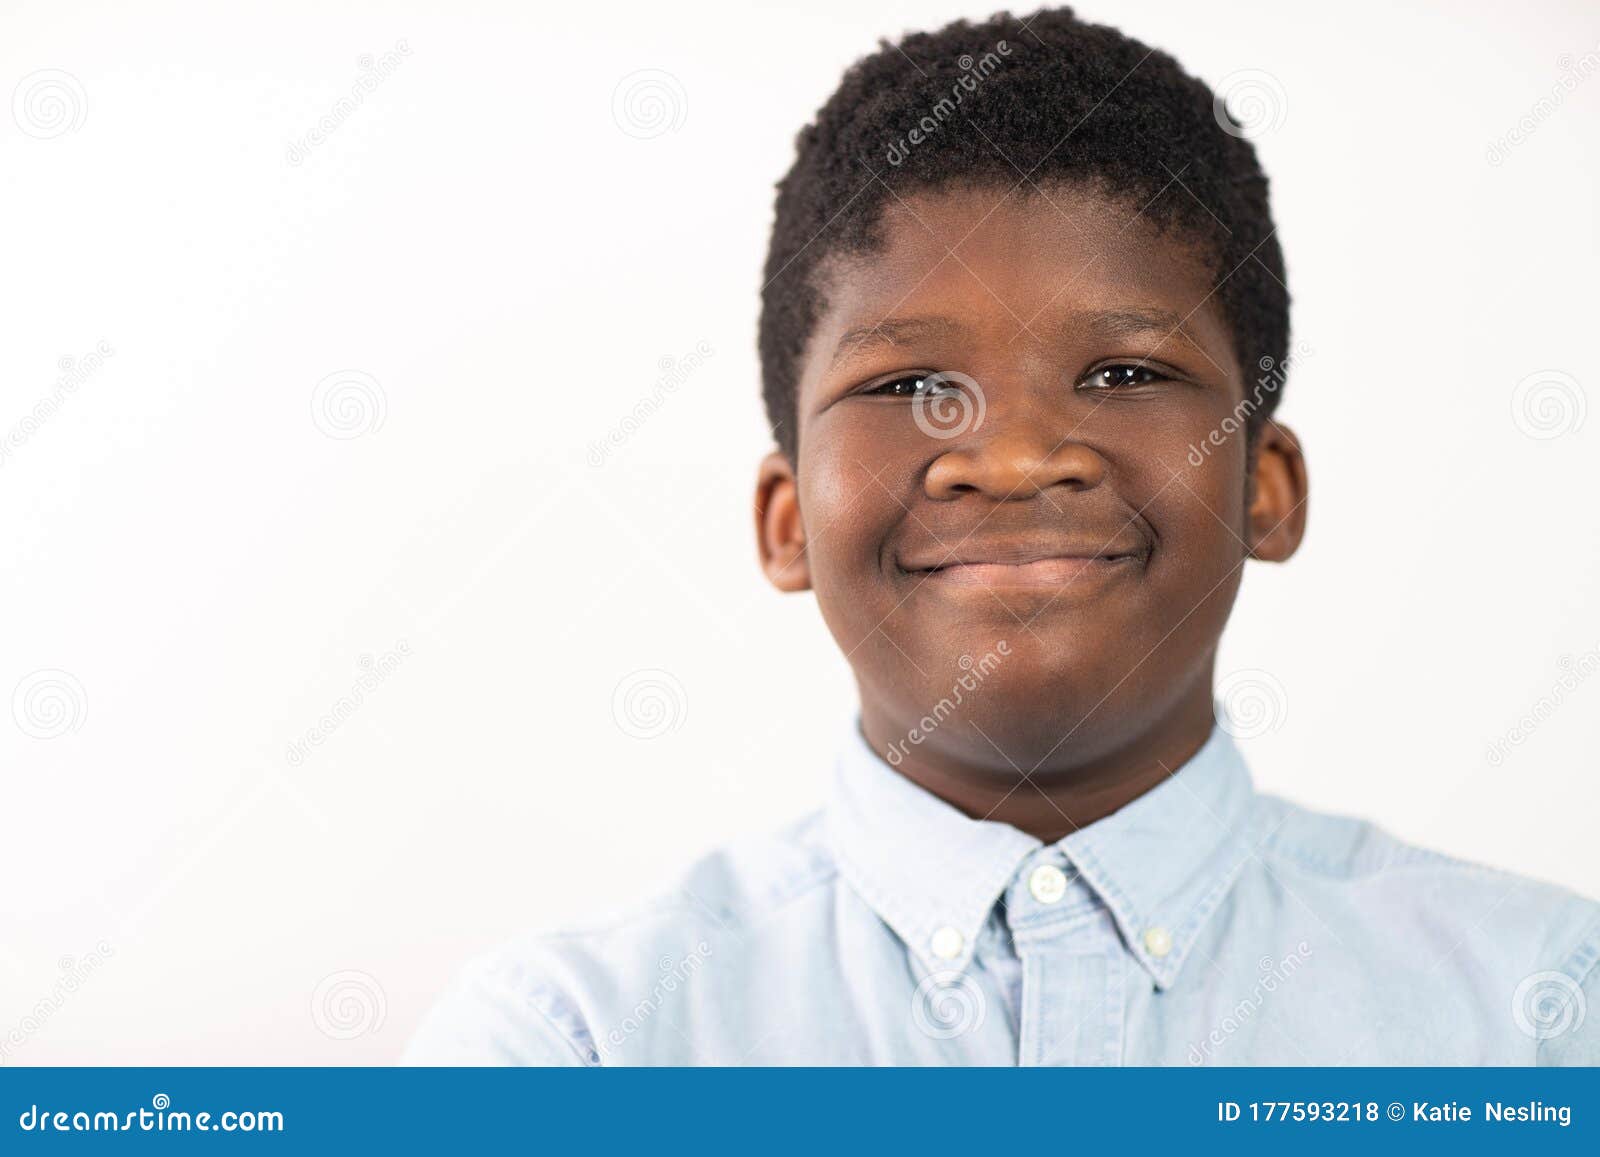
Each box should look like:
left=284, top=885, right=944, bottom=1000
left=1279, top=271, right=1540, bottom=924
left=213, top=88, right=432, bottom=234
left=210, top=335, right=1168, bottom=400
left=828, top=316, right=965, bottom=370
left=1075, top=307, right=1204, bottom=351
left=824, top=306, right=1208, bottom=373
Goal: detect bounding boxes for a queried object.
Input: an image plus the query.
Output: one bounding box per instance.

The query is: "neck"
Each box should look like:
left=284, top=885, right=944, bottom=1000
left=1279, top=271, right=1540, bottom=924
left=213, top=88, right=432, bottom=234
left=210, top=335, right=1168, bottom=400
left=858, top=685, right=1216, bottom=843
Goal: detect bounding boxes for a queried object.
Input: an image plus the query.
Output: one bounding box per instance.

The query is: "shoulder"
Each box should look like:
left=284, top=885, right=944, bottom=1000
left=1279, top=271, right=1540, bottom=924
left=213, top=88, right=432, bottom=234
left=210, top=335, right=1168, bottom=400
left=403, top=811, right=838, bottom=1066
left=1252, top=792, right=1599, bottom=940
left=1247, top=791, right=1600, bottom=1058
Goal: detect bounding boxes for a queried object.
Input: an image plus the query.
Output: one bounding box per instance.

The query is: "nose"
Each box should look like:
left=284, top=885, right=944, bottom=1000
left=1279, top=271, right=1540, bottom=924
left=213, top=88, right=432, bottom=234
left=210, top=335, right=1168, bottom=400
left=923, top=420, right=1108, bottom=500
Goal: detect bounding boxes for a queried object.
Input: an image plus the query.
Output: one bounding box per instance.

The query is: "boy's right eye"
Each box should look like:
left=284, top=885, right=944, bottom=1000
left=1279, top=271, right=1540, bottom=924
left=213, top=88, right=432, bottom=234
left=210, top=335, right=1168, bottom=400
left=861, top=373, right=959, bottom=398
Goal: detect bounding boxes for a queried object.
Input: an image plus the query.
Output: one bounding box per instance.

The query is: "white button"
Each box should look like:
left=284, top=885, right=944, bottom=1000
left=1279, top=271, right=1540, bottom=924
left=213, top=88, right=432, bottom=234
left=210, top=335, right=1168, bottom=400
left=1028, top=864, right=1068, bottom=904
left=930, top=926, right=964, bottom=960
left=1143, top=926, right=1173, bottom=958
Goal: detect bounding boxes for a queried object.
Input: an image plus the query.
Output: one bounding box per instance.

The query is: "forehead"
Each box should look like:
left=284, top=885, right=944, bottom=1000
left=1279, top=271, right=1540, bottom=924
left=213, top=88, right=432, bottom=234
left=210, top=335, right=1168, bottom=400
left=800, top=183, right=1235, bottom=387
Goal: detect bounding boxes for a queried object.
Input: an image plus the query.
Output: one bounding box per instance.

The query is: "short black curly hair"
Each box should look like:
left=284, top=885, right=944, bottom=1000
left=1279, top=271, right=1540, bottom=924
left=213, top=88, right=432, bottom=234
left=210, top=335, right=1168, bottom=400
left=758, top=6, right=1289, bottom=462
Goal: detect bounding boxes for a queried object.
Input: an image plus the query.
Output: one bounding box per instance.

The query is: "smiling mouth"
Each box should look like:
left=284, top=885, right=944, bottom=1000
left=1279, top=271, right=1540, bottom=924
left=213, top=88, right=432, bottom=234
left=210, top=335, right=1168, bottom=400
left=911, top=554, right=1140, bottom=589
left=900, top=540, right=1148, bottom=589
left=915, top=555, right=1138, bottom=587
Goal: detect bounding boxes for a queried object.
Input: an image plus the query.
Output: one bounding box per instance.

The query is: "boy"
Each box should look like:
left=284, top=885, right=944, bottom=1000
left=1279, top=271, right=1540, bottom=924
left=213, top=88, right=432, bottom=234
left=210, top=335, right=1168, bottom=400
left=408, top=7, right=1599, bottom=1065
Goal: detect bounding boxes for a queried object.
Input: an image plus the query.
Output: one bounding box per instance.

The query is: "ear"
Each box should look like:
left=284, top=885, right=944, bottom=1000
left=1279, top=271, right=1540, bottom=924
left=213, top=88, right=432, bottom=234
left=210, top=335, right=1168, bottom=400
left=754, top=450, right=811, bottom=592
left=1247, top=419, right=1308, bottom=562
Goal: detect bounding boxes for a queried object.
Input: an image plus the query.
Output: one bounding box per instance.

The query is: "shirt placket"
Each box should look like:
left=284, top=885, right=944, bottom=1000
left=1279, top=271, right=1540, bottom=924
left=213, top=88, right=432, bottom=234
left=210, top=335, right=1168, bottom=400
left=1007, top=852, right=1127, bottom=1067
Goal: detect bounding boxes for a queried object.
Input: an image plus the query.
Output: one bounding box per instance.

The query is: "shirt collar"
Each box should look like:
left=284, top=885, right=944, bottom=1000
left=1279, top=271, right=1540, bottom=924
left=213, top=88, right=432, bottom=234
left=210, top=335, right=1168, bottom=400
left=827, top=722, right=1041, bottom=975
left=827, top=717, right=1259, bottom=989
left=1060, top=722, right=1259, bottom=989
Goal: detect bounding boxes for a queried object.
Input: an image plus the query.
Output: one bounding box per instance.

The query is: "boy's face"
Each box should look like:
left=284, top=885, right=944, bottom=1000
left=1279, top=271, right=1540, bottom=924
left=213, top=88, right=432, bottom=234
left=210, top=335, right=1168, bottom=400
left=756, top=184, right=1306, bottom=776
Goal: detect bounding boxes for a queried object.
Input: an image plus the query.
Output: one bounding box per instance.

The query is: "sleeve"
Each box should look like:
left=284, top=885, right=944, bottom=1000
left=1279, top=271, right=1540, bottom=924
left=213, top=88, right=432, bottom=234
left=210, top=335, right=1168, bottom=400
left=400, top=954, right=598, bottom=1067
left=1535, top=915, right=1600, bottom=1067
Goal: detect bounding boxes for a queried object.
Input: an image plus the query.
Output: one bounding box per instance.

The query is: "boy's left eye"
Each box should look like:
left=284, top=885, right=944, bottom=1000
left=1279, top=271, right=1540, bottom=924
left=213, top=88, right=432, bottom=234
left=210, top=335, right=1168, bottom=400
left=1080, top=363, right=1170, bottom=390
left=859, top=374, right=963, bottom=399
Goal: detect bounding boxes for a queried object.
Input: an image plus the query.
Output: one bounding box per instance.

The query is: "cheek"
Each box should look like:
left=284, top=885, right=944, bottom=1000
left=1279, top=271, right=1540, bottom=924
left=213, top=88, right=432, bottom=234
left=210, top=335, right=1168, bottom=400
left=1103, top=396, right=1251, bottom=537
left=1103, top=409, right=1250, bottom=609
left=1137, top=450, right=1251, bottom=656
left=1179, top=433, right=1252, bottom=540
left=796, top=450, right=897, bottom=600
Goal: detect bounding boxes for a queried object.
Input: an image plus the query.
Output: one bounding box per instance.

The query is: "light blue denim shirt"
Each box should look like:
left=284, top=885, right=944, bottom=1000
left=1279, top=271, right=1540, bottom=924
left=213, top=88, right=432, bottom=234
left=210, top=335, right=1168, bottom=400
left=406, top=721, right=1600, bottom=1065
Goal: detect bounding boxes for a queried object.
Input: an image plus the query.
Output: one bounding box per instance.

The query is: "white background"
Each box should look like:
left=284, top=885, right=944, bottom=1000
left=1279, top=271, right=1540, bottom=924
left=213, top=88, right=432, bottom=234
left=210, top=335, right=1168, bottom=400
left=2, top=0, right=1596, bottom=1064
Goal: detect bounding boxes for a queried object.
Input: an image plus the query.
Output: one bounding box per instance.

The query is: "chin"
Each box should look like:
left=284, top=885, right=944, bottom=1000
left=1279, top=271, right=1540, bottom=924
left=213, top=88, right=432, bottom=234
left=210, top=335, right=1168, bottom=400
left=882, top=635, right=1209, bottom=766
left=875, top=663, right=1118, bottom=767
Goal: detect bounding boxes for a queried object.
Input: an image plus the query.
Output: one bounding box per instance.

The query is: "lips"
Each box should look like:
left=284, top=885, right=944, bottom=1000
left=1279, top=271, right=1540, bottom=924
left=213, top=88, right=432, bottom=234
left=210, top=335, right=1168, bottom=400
left=898, top=535, right=1148, bottom=588
left=917, top=555, right=1137, bottom=587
